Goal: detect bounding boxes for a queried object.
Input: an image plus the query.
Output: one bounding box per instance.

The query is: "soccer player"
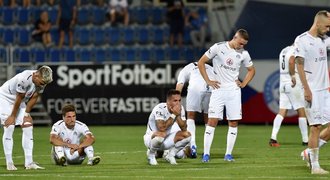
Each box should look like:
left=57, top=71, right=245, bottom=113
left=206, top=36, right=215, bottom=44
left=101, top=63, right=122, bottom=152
left=50, top=104, right=101, bottom=166
left=0, top=66, right=53, bottom=170
left=269, top=45, right=308, bottom=147
left=295, top=10, right=330, bottom=175
left=198, top=29, right=255, bottom=162
left=176, top=62, right=214, bottom=158
left=143, top=89, right=191, bottom=165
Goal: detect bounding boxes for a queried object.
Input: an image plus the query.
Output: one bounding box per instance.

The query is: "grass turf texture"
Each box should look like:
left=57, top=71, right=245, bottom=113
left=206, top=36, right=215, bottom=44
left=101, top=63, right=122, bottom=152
left=0, top=125, right=328, bottom=179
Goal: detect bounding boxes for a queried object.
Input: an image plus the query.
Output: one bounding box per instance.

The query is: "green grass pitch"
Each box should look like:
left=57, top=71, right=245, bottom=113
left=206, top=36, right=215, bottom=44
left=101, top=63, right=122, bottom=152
left=0, top=125, right=328, bottom=179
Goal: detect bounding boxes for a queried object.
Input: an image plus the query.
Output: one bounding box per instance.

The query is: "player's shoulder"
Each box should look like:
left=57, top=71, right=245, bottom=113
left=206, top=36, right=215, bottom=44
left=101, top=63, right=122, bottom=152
left=75, top=120, right=87, bottom=127
left=295, top=32, right=309, bottom=41
left=53, top=120, right=65, bottom=126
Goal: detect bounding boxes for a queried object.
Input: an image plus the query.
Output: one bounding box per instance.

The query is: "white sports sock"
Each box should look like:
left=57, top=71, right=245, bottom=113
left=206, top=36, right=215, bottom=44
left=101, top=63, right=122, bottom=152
left=310, top=148, right=320, bottom=169
left=169, top=137, right=191, bottom=158
left=186, top=119, right=196, bottom=147
left=271, top=114, right=284, bottom=140
left=225, top=126, right=237, bottom=155
left=22, top=126, right=33, bottom=166
left=203, top=125, right=215, bottom=155
left=298, top=117, right=308, bottom=143
left=54, top=146, right=65, bottom=159
left=84, top=146, right=94, bottom=159
left=318, top=139, right=327, bottom=148
left=150, top=137, right=164, bottom=152
left=3, top=125, right=15, bottom=164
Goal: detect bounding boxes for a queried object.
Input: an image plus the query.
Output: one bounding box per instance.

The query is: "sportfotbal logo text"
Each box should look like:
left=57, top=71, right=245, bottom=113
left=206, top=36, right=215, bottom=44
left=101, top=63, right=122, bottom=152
left=57, top=65, right=177, bottom=89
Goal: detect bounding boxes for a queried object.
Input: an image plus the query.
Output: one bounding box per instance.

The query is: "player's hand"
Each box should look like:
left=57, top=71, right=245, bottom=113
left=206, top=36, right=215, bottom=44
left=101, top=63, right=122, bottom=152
left=4, top=115, right=15, bottom=127
left=171, top=104, right=181, bottom=116
left=22, top=114, right=33, bottom=126
left=207, top=80, right=220, bottom=89
left=304, top=87, right=312, bottom=102
left=235, top=80, right=245, bottom=88
left=291, top=76, right=296, bottom=87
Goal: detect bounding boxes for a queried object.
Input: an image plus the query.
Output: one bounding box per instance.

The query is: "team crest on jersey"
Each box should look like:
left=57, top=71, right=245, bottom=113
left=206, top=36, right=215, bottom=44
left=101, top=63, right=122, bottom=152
left=263, top=70, right=296, bottom=117
left=226, top=58, right=233, bottom=66
left=64, top=138, right=72, bottom=144
left=319, top=48, right=325, bottom=56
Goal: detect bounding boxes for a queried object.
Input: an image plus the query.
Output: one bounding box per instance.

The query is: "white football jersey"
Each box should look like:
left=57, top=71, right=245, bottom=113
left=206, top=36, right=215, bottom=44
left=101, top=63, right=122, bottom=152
left=0, top=70, right=45, bottom=106
left=279, top=46, right=301, bottom=85
left=50, top=120, right=92, bottom=145
left=145, top=103, right=186, bottom=135
left=205, top=42, right=253, bottom=87
left=177, top=62, right=214, bottom=92
left=294, top=32, right=330, bottom=91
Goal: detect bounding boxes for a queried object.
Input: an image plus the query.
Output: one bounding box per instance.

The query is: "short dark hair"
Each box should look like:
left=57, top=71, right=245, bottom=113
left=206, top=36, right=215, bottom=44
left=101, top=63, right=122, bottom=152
left=237, top=29, right=249, bottom=41
left=166, top=89, right=181, bottom=100
left=62, top=104, right=76, bottom=116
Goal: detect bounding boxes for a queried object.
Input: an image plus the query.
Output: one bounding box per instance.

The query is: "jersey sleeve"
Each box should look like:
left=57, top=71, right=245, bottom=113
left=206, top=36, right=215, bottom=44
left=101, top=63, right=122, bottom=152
left=177, top=64, right=191, bottom=84
left=81, top=124, right=92, bottom=136
left=294, top=37, right=306, bottom=59
left=154, top=105, right=166, bottom=121
left=205, top=43, right=219, bottom=59
left=50, top=124, right=60, bottom=135
left=16, top=75, right=30, bottom=94
left=242, top=51, right=253, bottom=67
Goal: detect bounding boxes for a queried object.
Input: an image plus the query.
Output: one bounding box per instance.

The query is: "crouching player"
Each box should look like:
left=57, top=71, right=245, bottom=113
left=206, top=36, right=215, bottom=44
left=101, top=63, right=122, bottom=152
left=50, top=104, right=101, bottom=166
left=143, top=89, right=191, bottom=165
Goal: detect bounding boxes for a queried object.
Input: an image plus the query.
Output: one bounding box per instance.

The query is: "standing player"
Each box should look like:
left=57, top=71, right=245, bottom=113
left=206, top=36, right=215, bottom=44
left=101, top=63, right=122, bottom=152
left=50, top=104, right=101, bottom=166
left=295, top=10, right=330, bottom=175
left=198, top=29, right=255, bottom=162
left=0, top=66, right=53, bottom=170
left=269, top=45, right=309, bottom=147
left=176, top=62, right=214, bottom=158
left=143, top=89, right=191, bottom=165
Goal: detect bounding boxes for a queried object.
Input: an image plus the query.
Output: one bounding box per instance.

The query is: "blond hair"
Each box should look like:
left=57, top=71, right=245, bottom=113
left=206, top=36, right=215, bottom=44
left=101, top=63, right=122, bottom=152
left=37, top=65, right=53, bottom=84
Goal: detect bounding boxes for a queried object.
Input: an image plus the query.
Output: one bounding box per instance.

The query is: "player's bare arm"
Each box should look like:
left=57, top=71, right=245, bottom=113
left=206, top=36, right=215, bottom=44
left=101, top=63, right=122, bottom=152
left=288, top=55, right=296, bottom=87
left=78, top=134, right=95, bottom=149
left=23, top=92, right=39, bottom=126
left=198, top=55, right=220, bottom=89
left=5, top=93, right=25, bottom=127
left=238, top=65, right=255, bottom=88
left=295, top=56, right=312, bottom=102
left=175, top=83, right=184, bottom=93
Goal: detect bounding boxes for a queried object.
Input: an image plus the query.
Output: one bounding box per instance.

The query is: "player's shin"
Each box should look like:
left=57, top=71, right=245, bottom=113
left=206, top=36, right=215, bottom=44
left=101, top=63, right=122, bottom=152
left=3, top=125, right=15, bottom=164
left=22, top=126, right=33, bottom=166
left=225, top=127, right=237, bottom=155
left=187, top=119, right=196, bottom=147
left=203, top=125, right=215, bottom=155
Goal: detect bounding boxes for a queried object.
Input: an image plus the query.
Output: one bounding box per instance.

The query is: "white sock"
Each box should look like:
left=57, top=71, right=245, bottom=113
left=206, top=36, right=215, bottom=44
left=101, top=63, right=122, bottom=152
left=54, top=146, right=65, bottom=159
left=310, top=148, right=320, bottom=169
left=187, top=119, right=196, bottom=147
left=298, top=117, right=308, bottom=143
left=22, top=126, right=33, bottom=166
left=203, top=125, right=215, bottom=155
left=150, top=137, right=164, bottom=152
left=271, top=114, right=284, bottom=140
left=225, top=127, right=237, bottom=155
left=319, top=139, right=327, bottom=148
left=3, top=125, right=15, bottom=164
left=84, top=146, right=94, bottom=159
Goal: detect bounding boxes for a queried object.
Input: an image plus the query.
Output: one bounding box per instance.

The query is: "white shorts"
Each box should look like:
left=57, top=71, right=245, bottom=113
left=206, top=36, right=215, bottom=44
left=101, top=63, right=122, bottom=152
left=305, top=89, right=330, bottom=126
left=208, top=87, right=242, bottom=120
left=279, top=83, right=304, bottom=110
left=186, top=89, right=211, bottom=113
left=0, top=98, right=25, bottom=125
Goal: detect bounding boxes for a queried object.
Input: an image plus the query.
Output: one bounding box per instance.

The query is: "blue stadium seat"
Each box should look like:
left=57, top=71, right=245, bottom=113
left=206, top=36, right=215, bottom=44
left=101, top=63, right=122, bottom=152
left=1, top=7, right=16, bottom=25
left=106, top=28, right=121, bottom=45
left=152, top=47, right=166, bottom=62
left=91, top=6, right=106, bottom=25
left=14, top=48, right=30, bottom=63
left=150, top=7, right=165, bottom=25
left=136, top=27, right=150, bottom=45
left=49, top=48, right=61, bottom=62
left=93, top=48, right=106, bottom=62
left=0, top=48, right=7, bottom=63
left=75, top=27, right=91, bottom=45
left=48, top=7, right=58, bottom=25
left=2, top=28, right=15, bottom=45
left=77, top=48, right=92, bottom=62
left=77, top=7, right=90, bottom=25
left=151, top=27, right=165, bottom=45
left=138, top=48, right=151, bottom=62
left=167, top=47, right=183, bottom=60
left=31, top=48, right=47, bottom=62
left=17, top=7, right=30, bottom=25
left=134, top=7, right=150, bottom=24
left=123, top=48, right=137, bottom=61
left=122, top=27, right=135, bottom=45
left=16, top=28, right=31, bottom=46
left=108, top=48, right=122, bottom=61
left=63, top=48, right=75, bottom=61
left=92, top=27, right=106, bottom=46
left=183, top=47, right=196, bottom=62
